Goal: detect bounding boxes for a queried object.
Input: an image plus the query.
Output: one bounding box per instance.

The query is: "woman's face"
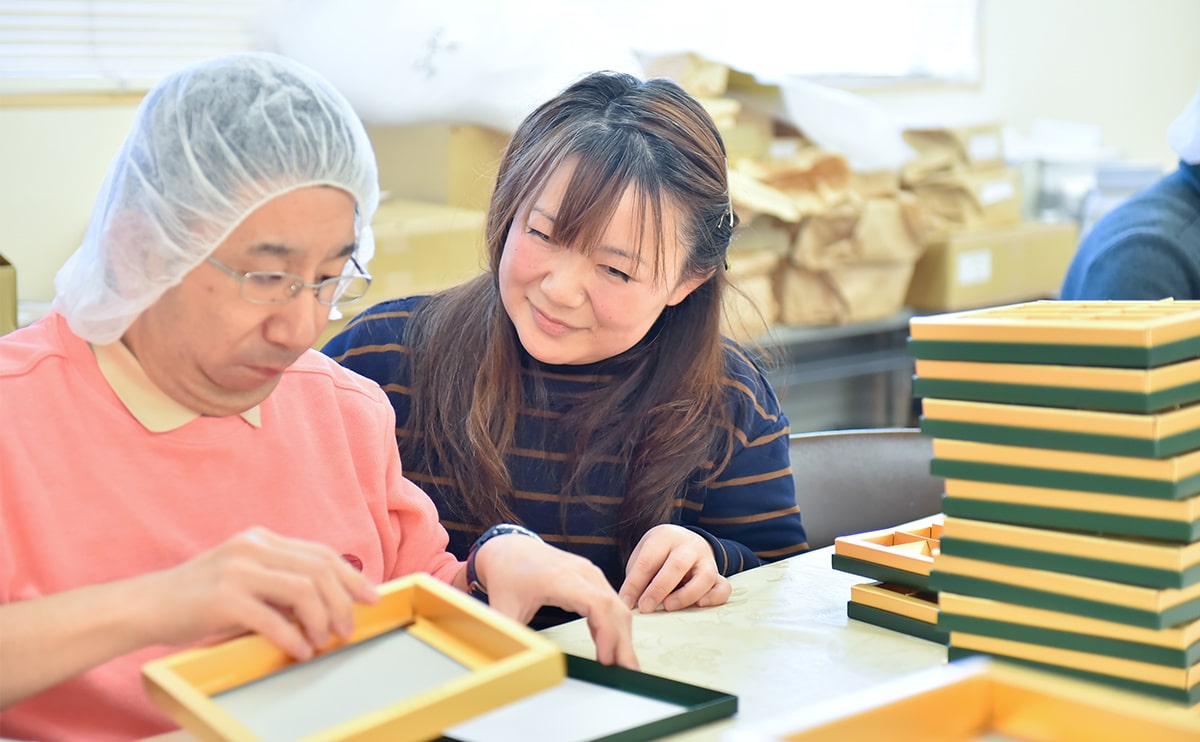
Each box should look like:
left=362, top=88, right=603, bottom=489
left=498, top=160, right=707, bottom=366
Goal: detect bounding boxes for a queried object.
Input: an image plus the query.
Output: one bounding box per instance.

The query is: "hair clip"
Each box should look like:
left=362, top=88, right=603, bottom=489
left=719, top=201, right=734, bottom=230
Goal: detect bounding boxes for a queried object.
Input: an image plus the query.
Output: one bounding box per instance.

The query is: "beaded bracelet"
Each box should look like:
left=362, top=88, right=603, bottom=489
left=465, top=523, right=543, bottom=599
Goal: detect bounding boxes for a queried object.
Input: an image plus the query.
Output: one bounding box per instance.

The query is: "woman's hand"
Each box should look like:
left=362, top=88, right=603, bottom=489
left=618, top=524, right=731, bottom=614
left=469, top=535, right=638, bottom=670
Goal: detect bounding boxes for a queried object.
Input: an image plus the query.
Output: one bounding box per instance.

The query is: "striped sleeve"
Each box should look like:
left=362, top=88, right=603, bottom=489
left=682, top=345, right=809, bottom=574
left=321, top=297, right=425, bottom=408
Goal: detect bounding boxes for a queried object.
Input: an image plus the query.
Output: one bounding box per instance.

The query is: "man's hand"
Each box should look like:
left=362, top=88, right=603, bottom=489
left=145, top=526, right=380, bottom=659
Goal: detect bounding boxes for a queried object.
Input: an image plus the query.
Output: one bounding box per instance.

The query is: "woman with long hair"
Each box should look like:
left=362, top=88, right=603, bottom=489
left=325, top=71, right=809, bottom=625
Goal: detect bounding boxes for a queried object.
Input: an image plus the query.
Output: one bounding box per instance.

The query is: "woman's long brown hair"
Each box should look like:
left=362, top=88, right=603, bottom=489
left=401, top=71, right=740, bottom=560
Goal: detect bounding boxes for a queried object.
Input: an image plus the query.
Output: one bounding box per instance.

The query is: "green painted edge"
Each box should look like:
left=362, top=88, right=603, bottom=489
left=439, top=655, right=738, bottom=742
left=920, top=418, right=1200, bottom=459
left=928, top=572, right=1200, bottom=629
left=938, top=612, right=1199, bottom=667
left=947, top=648, right=1200, bottom=705
left=939, top=536, right=1197, bottom=589
left=931, top=459, right=1200, bottom=500
left=912, top=378, right=1200, bottom=414
left=846, top=601, right=948, bottom=645
left=941, top=497, right=1200, bottom=543
left=907, top=337, right=1200, bottom=368
left=830, top=554, right=932, bottom=592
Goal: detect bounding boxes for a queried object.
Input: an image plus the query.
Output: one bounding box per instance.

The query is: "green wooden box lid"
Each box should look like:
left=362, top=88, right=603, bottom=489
left=846, top=601, right=948, bottom=645
left=942, top=496, right=1200, bottom=543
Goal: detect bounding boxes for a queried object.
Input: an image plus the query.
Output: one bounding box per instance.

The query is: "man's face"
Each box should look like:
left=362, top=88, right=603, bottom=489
left=122, top=186, right=358, bottom=416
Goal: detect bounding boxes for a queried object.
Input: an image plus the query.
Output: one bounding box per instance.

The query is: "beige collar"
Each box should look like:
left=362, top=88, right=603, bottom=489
left=92, top=340, right=262, bottom=432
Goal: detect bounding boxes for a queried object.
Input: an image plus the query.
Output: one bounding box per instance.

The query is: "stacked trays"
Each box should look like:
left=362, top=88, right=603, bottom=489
left=910, top=299, right=1200, bottom=705
left=832, top=515, right=947, bottom=644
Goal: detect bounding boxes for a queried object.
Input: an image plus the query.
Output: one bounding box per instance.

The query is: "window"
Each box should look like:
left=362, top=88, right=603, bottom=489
left=0, top=0, right=979, bottom=97
left=0, top=0, right=279, bottom=95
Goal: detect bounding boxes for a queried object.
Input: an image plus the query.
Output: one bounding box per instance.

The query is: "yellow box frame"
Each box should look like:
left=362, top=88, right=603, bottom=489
left=725, top=657, right=1200, bottom=742
left=834, top=517, right=944, bottom=576
left=142, top=573, right=564, bottom=742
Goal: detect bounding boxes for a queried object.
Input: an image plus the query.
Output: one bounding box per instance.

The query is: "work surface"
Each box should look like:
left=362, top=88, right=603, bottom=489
left=540, top=546, right=944, bottom=740
left=142, top=543, right=1200, bottom=740
left=142, top=546, right=941, bottom=741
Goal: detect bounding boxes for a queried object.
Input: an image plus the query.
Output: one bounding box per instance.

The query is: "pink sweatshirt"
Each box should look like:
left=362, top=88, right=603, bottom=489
left=0, top=314, right=462, bottom=741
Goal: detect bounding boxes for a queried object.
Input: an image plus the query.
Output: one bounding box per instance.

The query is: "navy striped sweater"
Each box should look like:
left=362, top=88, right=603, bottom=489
left=324, top=297, right=809, bottom=621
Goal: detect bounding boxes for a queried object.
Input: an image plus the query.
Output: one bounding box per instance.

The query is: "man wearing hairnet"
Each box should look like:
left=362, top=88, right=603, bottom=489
left=0, top=53, right=635, bottom=741
left=1061, top=83, right=1200, bottom=300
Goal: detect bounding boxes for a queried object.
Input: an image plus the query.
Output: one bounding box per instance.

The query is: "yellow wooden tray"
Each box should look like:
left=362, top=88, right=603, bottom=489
left=931, top=553, right=1200, bottom=629
left=924, top=397, right=1200, bottom=442
left=915, top=356, right=1200, bottom=395
left=921, top=397, right=1200, bottom=458
left=940, top=593, right=1200, bottom=665
left=723, top=656, right=1200, bottom=741
left=833, top=517, right=944, bottom=576
left=932, top=438, right=1200, bottom=500
left=910, top=300, right=1200, bottom=346
left=949, top=631, right=1200, bottom=702
left=850, top=583, right=939, bottom=625
left=941, top=478, right=1200, bottom=542
left=142, top=573, right=564, bottom=742
left=939, top=515, right=1200, bottom=588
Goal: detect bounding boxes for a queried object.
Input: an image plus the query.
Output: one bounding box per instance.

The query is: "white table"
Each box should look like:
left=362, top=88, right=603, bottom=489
left=141, top=541, right=1200, bottom=741
left=142, top=546, right=940, bottom=741
left=540, top=545, right=944, bottom=740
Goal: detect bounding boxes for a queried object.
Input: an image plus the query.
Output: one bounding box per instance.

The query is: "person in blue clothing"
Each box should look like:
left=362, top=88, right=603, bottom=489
left=324, top=70, right=809, bottom=626
left=1060, top=83, right=1200, bottom=300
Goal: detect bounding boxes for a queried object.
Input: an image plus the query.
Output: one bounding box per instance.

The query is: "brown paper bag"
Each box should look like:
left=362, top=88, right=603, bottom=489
left=791, top=195, right=924, bottom=270
left=909, top=166, right=1022, bottom=242
left=903, top=123, right=1005, bottom=170
left=641, top=52, right=730, bottom=97
left=776, top=261, right=916, bottom=325
left=723, top=249, right=781, bottom=339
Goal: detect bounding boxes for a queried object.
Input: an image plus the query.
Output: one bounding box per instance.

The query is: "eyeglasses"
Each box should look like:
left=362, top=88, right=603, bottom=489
left=206, top=256, right=372, bottom=307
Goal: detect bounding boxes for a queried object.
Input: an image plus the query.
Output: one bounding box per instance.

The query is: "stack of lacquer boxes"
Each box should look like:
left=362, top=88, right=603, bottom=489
left=910, top=299, right=1200, bottom=705
left=832, top=516, right=947, bottom=644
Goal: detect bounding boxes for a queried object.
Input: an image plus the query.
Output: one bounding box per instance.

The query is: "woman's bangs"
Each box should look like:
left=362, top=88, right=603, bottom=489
left=554, top=144, right=667, bottom=281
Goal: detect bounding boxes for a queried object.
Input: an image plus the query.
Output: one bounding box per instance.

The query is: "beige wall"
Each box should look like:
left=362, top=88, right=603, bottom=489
left=3, top=0, right=1199, bottom=305
left=858, top=0, right=1200, bottom=168
left=1, top=105, right=138, bottom=306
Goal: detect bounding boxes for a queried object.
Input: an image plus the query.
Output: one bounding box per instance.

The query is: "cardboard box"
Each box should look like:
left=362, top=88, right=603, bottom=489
left=0, top=253, right=15, bottom=335
left=316, top=199, right=487, bottom=348
left=906, top=220, right=1078, bottom=312
left=368, top=198, right=488, bottom=300
left=367, top=123, right=511, bottom=211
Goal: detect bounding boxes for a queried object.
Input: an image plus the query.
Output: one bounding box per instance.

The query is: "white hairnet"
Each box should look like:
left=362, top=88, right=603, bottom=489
left=53, top=51, right=379, bottom=344
left=1168, top=82, right=1200, bottom=165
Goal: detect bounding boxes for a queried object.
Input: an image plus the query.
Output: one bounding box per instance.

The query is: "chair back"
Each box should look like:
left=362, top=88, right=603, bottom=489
left=789, top=428, right=944, bottom=549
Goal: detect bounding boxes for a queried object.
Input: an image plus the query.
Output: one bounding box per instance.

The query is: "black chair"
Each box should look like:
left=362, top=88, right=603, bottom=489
left=789, top=427, right=944, bottom=549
